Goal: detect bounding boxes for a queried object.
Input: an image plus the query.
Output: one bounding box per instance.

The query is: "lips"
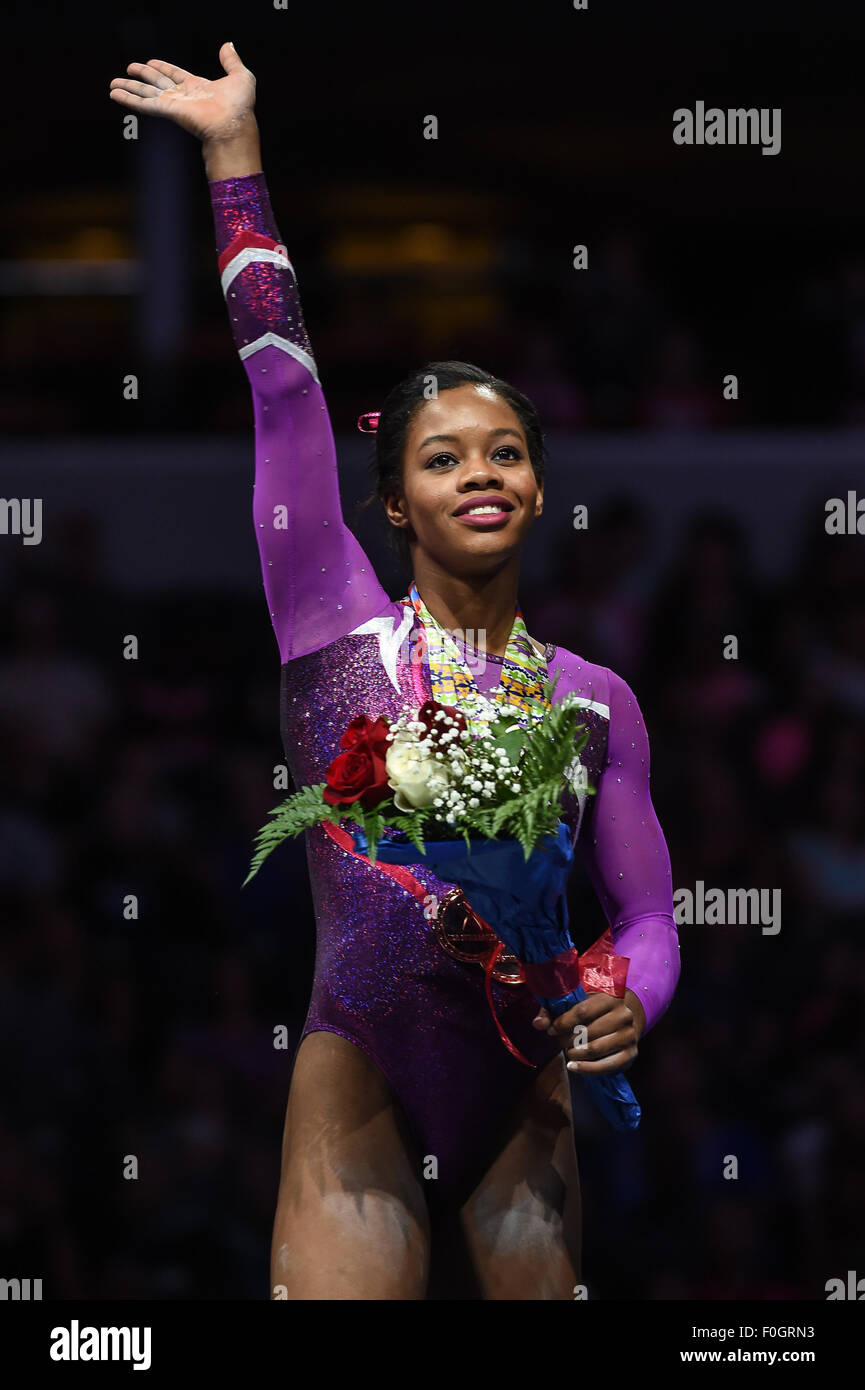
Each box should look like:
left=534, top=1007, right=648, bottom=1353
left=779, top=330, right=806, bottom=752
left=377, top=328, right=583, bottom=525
left=453, top=494, right=514, bottom=518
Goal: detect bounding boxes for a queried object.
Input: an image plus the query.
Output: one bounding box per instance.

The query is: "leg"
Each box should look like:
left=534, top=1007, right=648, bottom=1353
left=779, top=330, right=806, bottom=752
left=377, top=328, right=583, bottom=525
left=458, top=1051, right=581, bottom=1299
left=270, top=1030, right=431, bottom=1299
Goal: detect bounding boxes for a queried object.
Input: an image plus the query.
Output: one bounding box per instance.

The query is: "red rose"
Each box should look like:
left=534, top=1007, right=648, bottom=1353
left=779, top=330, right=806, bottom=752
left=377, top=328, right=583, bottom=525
left=338, top=713, right=388, bottom=751
left=416, top=698, right=468, bottom=740
left=324, top=714, right=391, bottom=808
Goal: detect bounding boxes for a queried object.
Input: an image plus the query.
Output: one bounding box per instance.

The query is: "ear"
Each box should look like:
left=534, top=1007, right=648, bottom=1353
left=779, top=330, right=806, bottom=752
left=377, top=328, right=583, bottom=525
left=382, top=490, right=410, bottom=529
left=534, top=479, right=544, bottom=517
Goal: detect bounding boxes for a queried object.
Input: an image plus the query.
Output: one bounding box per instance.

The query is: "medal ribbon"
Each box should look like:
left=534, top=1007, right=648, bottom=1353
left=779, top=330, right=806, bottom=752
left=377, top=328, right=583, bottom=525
left=403, top=580, right=551, bottom=724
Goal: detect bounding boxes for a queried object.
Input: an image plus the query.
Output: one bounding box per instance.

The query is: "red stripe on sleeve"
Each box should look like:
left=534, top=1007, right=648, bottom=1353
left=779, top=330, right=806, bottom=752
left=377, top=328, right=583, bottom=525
left=217, top=229, right=284, bottom=275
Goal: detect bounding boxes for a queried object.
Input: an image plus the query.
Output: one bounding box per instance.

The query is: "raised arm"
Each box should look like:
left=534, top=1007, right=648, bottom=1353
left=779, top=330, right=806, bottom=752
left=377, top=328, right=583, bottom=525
left=208, top=165, right=389, bottom=660
left=577, top=669, right=680, bottom=1034
left=109, top=42, right=389, bottom=662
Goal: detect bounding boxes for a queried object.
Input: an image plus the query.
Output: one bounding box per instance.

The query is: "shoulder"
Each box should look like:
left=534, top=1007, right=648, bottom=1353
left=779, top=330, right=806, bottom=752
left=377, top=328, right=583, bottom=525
left=540, top=640, right=612, bottom=711
left=543, top=643, right=649, bottom=731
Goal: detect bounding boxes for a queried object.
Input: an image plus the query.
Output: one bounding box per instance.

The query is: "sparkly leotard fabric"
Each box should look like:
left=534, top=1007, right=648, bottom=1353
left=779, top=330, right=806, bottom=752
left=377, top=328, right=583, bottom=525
left=210, top=174, right=680, bottom=1208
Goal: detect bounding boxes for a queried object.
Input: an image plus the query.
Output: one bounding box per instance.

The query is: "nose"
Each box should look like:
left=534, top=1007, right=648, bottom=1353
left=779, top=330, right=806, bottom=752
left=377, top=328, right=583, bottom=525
left=457, top=452, right=505, bottom=490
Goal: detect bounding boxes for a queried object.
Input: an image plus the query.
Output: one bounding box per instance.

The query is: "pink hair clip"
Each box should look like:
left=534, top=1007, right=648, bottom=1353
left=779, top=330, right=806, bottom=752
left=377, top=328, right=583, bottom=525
left=357, top=411, right=380, bottom=433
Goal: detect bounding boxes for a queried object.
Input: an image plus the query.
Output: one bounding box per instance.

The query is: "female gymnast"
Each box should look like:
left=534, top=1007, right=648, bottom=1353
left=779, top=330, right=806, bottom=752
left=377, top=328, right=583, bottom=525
left=109, top=42, right=679, bottom=1300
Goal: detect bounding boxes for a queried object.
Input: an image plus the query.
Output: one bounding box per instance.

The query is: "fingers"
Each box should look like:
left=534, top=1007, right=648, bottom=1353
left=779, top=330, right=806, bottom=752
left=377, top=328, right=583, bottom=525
left=109, top=78, right=165, bottom=103
left=566, top=1008, right=638, bottom=1074
left=218, top=40, right=243, bottom=73
left=145, top=57, right=194, bottom=85
left=108, top=84, right=165, bottom=113
left=566, top=1021, right=634, bottom=1060
left=571, top=991, right=619, bottom=1022
left=528, top=992, right=640, bottom=1074
left=533, top=993, right=640, bottom=1075
left=128, top=61, right=177, bottom=91
left=545, top=990, right=616, bottom=1037
left=108, top=59, right=180, bottom=113
left=567, top=1047, right=635, bottom=1075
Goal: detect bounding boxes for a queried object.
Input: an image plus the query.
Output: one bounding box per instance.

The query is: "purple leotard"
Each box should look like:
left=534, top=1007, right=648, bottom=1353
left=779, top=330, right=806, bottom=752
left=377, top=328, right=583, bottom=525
left=210, top=174, right=680, bottom=1207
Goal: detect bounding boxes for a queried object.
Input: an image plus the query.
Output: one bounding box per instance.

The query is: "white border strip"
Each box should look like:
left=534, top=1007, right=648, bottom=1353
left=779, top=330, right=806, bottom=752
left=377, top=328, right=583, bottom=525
left=570, top=696, right=610, bottom=719
left=220, top=245, right=293, bottom=295
left=237, top=332, right=320, bottom=385
left=349, top=606, right=415, bottom=693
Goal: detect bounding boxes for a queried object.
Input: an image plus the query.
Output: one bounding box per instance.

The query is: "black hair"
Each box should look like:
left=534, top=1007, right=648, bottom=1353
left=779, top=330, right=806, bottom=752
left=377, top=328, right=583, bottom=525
left=363, top=360, right=547, bottom=571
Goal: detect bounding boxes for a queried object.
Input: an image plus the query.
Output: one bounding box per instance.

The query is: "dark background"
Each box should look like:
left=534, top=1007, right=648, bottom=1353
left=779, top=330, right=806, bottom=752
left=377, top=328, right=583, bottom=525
left=1, top=0, right=864, bottom=1298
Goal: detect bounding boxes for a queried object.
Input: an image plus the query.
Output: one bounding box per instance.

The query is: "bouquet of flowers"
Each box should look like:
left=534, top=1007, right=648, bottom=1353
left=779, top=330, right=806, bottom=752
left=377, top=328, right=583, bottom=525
left=245, top=685, right=589, bottom=873
left=244, top=684, right=641, bottom=1130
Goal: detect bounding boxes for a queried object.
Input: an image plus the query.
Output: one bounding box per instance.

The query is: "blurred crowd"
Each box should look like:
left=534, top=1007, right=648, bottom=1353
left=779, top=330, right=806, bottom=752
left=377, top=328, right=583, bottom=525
left=8, top=222, right=865, bottom=436
left=1, top=492, right=864, bottom=1300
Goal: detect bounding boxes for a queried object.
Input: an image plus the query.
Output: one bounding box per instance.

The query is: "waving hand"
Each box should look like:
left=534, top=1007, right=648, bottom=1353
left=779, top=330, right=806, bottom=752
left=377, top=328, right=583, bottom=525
left=109, top=41, right=255, bottom=143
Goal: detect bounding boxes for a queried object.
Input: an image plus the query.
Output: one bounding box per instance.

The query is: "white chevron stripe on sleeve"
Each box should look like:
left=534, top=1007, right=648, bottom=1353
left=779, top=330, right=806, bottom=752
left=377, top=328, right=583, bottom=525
left=238, top=332, right=320, bottom=385
left=349, top=607, right=415, bottom=693
left=220, top=245, right=294, bottom=295
left=570, top=697, right=610, bottom=719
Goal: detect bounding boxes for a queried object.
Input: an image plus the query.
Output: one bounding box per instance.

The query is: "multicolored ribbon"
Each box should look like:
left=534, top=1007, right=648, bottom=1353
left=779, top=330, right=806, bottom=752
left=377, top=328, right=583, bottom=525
left=403, top=580, right=550, bottom=723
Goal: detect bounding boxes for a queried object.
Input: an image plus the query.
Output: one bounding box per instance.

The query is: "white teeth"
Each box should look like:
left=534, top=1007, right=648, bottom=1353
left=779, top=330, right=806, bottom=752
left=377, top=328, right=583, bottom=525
left=463, top=505, right=507, bottom=515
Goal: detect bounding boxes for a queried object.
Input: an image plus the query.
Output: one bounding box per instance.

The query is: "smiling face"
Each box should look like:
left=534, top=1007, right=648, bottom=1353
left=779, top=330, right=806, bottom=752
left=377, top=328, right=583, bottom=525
left=382, top=383, right=543, bottom=576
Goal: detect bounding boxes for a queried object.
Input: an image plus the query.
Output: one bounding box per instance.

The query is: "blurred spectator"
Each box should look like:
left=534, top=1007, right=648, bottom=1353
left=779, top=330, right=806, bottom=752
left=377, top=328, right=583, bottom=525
left=0, top=586, right=112, bottom=764
left=637, top=325, right=724, bottom=431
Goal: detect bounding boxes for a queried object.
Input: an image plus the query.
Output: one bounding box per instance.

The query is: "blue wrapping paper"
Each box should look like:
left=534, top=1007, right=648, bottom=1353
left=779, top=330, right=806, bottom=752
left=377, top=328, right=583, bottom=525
left=352, top=822, right=641, bottom=1131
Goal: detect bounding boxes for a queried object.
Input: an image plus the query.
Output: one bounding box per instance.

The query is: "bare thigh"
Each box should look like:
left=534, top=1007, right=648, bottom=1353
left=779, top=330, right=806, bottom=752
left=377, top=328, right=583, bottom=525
left=458, top=1051, right=581, bottom=1300
left=270, top=1031, right=430, bottom=1300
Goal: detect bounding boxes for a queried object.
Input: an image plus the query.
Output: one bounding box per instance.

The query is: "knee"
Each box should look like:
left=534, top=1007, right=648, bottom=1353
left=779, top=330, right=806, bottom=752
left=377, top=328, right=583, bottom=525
left=272, top=1187, right=430, bottom=1298
left=469, top=1172, right=567, bottom=1247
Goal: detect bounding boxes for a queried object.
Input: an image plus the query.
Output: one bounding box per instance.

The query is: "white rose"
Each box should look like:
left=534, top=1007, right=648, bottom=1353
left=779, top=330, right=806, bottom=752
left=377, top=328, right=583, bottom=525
left=385, top=734, right=451, bottom=811
left=565, top=756, right=588, bottom=795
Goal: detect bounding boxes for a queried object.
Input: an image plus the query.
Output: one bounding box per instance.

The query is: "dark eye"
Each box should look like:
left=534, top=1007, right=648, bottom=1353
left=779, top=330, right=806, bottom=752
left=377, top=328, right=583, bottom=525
left=425, top=445, right=522, bottom=468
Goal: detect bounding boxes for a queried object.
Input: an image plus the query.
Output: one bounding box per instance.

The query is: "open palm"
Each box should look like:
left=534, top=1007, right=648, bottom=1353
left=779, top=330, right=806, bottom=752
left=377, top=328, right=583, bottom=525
left=108, top=41, right=255, bottom=142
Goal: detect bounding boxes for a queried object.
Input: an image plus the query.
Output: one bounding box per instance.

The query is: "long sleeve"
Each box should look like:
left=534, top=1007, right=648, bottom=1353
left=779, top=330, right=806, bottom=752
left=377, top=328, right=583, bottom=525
left=577, top=668, right=680, bottom=1033
left=208, top=173, right=390, bottom=663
